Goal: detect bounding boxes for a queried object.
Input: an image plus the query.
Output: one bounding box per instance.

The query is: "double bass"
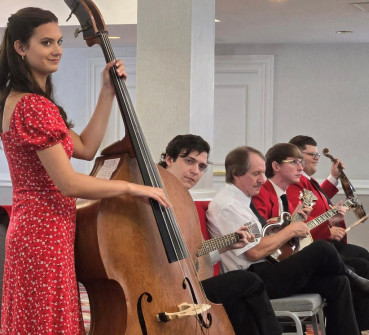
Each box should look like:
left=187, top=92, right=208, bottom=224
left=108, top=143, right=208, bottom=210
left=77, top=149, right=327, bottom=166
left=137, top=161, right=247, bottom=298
left=64, top=0, right=235, bottom=334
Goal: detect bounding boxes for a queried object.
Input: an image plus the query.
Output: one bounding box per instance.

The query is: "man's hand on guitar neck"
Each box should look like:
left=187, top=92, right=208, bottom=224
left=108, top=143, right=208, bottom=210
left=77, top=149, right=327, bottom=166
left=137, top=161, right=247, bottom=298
left=292, top=201, right=313, bottom=222
left=220, top=226, right=255, bottom=254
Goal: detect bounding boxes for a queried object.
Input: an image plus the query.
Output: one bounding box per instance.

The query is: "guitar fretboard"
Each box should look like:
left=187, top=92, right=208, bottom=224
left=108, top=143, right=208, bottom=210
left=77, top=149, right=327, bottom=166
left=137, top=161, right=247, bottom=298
left=307, top=198, right=354, bottom=230
left=307, top=208, right=338, bottom=229
left=196, top=232, right=240, bottom=257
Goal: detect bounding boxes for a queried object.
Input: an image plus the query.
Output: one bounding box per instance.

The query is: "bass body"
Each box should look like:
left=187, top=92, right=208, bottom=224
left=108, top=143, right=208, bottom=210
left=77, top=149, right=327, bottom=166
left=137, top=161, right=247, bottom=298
left=76, top=154, right=234, bottom=334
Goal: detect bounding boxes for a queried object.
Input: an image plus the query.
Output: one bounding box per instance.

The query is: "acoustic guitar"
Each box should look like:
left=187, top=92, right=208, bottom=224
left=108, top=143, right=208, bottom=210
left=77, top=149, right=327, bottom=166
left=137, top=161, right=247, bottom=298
left=262, top=189, right=317, bottom=261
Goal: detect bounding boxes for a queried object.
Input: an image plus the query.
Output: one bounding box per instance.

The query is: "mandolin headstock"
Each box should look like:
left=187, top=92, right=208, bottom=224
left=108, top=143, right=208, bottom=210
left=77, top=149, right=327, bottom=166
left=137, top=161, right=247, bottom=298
left=299, top=189, right=318, bottom=208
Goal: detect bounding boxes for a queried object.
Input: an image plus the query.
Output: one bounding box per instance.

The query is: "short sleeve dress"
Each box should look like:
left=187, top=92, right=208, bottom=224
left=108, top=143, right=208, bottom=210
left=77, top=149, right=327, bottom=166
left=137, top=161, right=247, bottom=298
left=0, top=94, right=85, bottom=334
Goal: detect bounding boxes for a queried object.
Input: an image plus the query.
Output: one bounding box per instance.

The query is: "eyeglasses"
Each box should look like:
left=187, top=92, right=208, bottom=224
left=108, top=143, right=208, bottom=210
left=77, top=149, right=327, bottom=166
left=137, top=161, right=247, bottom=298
left=281, top=159, right=306, bottom=167
left=302, top=152, right=321, bottom=159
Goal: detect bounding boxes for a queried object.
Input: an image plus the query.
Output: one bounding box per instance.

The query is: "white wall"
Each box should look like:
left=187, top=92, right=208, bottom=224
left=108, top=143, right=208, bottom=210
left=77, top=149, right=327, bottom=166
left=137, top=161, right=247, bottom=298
left=1, top=42, right=369, bottom=249
left=215, top=43, right=369, bottom=249
left=216, top=43, right=369, bottom=182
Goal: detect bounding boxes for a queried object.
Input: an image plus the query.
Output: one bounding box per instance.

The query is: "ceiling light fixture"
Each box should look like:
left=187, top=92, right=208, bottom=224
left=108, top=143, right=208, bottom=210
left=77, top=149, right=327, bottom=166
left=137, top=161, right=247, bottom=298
left=109, top=36, right=121, bottom=39
left=336, top=30, right=353, bottom=34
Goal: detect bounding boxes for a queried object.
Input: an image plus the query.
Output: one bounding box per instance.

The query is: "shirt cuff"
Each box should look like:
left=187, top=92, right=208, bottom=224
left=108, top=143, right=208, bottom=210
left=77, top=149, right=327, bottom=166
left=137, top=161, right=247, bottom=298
left=209, top=250, right=220, bottom=265
left=327, top=175, right=338, bottom=186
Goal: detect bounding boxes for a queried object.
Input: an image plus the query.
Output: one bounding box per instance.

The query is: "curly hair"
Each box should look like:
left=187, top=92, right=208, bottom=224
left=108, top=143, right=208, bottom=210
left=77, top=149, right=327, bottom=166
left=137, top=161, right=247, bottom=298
left=158, top=134, right=210, bottom=168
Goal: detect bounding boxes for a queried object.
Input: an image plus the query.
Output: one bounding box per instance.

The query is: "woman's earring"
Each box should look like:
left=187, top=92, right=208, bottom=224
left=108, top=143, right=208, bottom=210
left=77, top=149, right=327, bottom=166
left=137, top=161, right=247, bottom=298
left=21, top=55, right=24, bottom=60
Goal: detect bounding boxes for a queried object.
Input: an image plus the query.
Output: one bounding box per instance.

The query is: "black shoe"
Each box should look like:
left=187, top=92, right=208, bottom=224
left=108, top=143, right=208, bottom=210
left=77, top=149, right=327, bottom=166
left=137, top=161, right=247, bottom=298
left=345, top=267, right=369, bottom=296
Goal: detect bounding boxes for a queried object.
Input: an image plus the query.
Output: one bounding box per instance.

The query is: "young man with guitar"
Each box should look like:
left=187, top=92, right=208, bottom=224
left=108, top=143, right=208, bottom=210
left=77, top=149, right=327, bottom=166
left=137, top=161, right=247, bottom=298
left=207, top=145, right=369, bottom=335
left=159, top=134, right=282, bottom=335
left=288, top=135, right=369, bottom=333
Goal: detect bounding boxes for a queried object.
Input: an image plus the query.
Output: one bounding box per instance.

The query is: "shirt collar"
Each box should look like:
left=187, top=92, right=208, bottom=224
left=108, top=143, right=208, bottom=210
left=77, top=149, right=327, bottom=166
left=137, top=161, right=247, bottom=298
left=226, top=183, right=251, bottom=205
left=269, top=179, right=286, bottom=198
left=302, top=171, right=311, bottom=179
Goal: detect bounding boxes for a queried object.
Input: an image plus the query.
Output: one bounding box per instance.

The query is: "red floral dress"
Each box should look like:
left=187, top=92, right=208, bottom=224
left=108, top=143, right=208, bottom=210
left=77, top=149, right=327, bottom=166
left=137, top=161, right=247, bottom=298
left=0, top=94, right=85, bottom=334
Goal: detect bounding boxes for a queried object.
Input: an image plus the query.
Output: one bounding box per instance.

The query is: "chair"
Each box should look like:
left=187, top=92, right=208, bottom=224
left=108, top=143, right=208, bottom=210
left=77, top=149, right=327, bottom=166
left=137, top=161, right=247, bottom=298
left=271, top=294, right=326, bottom=335
left=194, top=200, right=220, bottom=276
left=193, top=200, right=326, bottom=335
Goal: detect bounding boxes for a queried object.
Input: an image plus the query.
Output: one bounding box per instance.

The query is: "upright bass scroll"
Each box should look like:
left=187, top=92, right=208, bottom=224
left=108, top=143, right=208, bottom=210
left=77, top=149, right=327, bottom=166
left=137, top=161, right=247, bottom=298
left=322, top=148, right=367, bottom=221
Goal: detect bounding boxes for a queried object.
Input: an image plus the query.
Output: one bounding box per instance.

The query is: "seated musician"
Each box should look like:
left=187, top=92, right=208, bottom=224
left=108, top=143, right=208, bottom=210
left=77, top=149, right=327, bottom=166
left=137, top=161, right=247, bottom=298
left=287, top=135, right=369, bottom=333
left=252, top=143, right=312, bottom=223
left=159, top=134, right=282, bottom=335
left=206, top=145, right=369, bottom=335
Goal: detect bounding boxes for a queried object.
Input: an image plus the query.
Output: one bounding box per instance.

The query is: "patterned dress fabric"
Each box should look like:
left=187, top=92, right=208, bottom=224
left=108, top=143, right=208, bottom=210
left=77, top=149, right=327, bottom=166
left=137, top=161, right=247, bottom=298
left=0, top=94, right=85, bottom=334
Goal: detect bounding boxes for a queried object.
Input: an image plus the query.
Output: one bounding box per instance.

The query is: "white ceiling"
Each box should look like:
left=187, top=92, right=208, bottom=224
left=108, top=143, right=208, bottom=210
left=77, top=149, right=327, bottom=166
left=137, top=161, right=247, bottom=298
left=1, top=0, right=369, bottom=47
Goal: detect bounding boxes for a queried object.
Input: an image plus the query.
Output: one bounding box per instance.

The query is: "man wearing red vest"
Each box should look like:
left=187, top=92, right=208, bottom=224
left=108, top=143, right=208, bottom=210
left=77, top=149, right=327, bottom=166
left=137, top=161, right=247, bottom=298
left=252, top=143, right=312, bottom=223
left=287, top=135, right=369, bottom=332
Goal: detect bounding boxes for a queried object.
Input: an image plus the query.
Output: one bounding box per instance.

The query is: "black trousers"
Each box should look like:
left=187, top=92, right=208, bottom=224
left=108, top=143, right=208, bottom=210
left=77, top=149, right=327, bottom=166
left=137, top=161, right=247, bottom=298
left=202, top=270, right=282, bottom=335
left=333, top=240, right=369, bottom=330
left=248, top=240, right=360, bottom=335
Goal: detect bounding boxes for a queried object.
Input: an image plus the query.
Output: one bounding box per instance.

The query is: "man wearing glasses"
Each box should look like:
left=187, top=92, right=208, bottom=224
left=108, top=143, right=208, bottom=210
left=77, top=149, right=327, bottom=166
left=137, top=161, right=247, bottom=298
left=287, top=135, right=348, bottom=242
left=287, top=135, right=369, bottom=334
left=252, top=143, right=312, bottom=221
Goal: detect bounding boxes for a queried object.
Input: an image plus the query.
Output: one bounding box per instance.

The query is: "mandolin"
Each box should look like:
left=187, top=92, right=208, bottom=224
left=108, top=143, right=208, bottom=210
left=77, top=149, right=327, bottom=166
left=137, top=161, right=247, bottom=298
left=262, top=189, right=317, bottom=262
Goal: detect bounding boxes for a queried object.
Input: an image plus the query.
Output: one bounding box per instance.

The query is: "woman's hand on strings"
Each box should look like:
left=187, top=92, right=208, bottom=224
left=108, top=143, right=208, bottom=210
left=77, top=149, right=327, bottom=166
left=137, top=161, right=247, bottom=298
left=102, top=59, right=127, bottom=93
left=127, top=184, right=171, bottom=208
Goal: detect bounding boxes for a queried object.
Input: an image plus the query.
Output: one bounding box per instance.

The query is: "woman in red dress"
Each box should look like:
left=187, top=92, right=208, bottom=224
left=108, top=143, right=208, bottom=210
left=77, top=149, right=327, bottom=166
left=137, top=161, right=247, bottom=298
left=0, top=7, right=169, bottom=334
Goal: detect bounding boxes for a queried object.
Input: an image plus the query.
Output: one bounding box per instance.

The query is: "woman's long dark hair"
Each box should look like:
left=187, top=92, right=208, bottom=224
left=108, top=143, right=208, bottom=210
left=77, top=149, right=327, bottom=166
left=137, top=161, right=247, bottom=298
left=0, top=7, right=73, bottom=132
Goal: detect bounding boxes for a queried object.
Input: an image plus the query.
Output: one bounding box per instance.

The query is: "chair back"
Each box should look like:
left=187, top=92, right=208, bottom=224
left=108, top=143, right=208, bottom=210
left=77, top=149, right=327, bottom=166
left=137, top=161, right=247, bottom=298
left=194, top=201, right=220, bottom=276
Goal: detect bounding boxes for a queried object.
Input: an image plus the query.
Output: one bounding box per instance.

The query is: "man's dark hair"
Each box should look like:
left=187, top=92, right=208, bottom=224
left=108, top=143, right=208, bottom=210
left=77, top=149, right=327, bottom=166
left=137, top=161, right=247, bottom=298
left=225, top=146, right=265, bottom=184
left=265, top=143, right=303, bottom=178
left=289, top=135, right=317, bottom=151
left=158, top=134, right=210, bottom=168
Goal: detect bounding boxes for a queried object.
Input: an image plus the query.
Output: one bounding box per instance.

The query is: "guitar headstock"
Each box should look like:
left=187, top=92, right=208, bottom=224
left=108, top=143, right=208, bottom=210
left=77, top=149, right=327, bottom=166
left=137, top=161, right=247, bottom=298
left=299, top=189, right=318, bottom=208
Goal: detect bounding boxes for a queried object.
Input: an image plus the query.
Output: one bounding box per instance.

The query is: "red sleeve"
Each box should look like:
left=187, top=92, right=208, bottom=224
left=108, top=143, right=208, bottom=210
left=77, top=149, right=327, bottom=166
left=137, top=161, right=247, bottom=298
left=321, top=179, right=338, bottom=199
left=13, top=94, right=68, bottom=151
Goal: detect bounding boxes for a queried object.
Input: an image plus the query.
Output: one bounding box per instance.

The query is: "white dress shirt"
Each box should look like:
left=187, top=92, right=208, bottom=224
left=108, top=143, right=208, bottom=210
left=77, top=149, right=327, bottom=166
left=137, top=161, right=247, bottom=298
left=206, top=183, right=266, bottom=272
